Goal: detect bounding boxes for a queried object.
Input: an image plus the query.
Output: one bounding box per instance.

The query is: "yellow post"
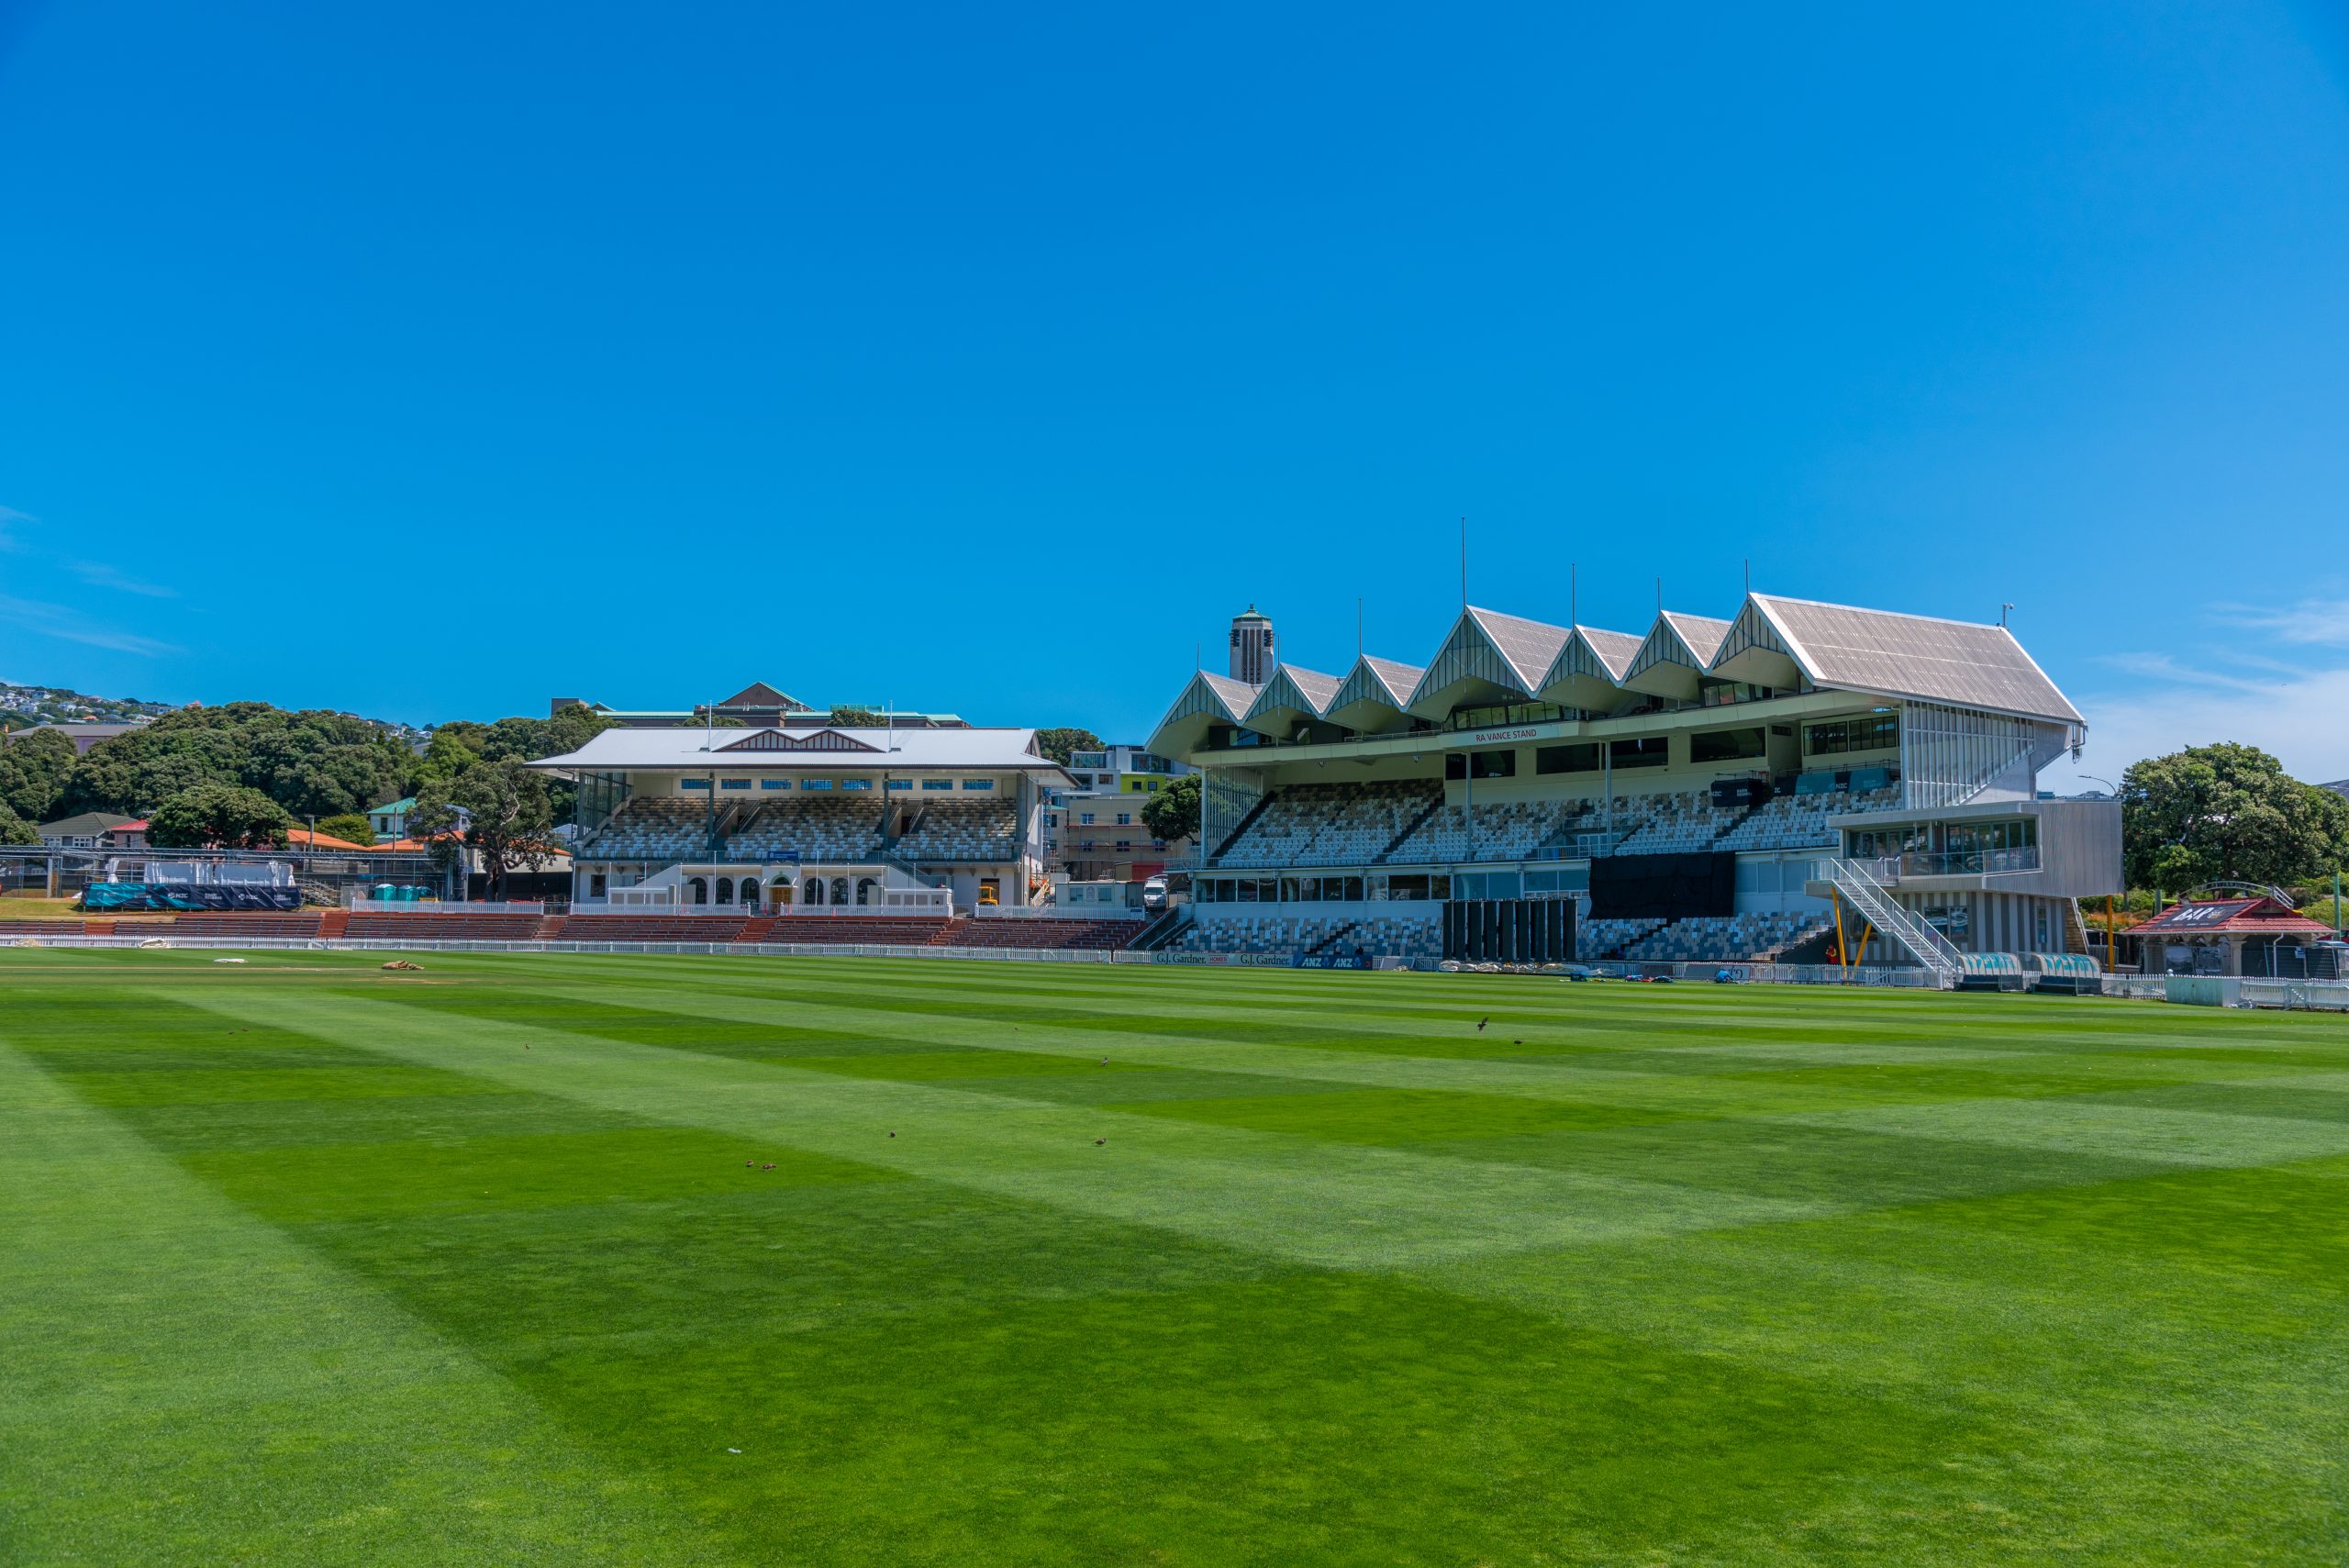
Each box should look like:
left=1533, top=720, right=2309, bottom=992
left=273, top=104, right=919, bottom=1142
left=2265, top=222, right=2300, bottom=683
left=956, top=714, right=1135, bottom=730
left=1832, top=890, right=1850, bottom=972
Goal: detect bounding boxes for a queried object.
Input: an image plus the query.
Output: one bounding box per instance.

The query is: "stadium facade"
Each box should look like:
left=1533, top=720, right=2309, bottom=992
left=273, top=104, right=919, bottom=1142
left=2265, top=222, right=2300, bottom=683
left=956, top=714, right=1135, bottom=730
left=531, top=723, right=1072, bottom=914
left=1146, top=595, right=2121, bottom=974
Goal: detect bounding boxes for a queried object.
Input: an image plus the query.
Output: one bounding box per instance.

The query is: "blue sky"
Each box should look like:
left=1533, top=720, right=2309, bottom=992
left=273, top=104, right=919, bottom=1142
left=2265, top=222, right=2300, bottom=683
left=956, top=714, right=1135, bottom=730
left=4, top=3, right=2346, bottom=786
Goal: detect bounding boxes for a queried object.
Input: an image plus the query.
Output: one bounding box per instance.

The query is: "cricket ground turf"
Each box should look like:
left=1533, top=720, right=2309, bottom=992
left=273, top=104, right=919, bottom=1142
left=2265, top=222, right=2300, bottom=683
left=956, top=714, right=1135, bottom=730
left=2, top=946, right=2343, bottom=1564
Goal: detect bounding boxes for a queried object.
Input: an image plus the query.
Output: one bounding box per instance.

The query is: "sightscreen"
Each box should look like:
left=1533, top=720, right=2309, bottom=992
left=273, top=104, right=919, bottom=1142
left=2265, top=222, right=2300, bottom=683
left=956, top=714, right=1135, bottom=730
left=1586, top=851, right=1737, bottom=921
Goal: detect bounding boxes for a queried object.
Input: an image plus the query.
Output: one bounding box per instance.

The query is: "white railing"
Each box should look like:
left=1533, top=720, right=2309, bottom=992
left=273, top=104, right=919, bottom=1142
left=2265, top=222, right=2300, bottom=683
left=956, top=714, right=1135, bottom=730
left=981, top=904, right=1144, bottom=920
left=348, top=899, right=544, bottom=914
left=1821, top=858, right=1962, bottom=984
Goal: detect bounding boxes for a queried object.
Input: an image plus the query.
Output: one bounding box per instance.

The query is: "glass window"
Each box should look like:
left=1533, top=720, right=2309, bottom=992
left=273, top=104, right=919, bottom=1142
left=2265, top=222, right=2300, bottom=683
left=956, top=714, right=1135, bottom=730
left=720, top=778, right=751, bottom=790
left=1443, top=748, right=1518, bottom=780
left=922, top=779, right=954, bottom=791
left=1609, top=737, right=1669, bottom=770
left=1536, top=743, right=1601, bottom=775
left=1805, top=714, right=1899, bottom=755
left=885, top=778, right=911, bottom=790
left=1079, top=812, right=1095, bottom=825
left=803, top=779, right=834, bottom=791
left=761, top=778, right=791, bottom=790
left=963, top=779, right=996, bottom=791
left=683, top=778, right=711, bottom=790
left=1116, top=813, right=1130, bottom=826
left=1691, top=727, right=1765, bottom=762
left=843, top=778, right=873, bottom=791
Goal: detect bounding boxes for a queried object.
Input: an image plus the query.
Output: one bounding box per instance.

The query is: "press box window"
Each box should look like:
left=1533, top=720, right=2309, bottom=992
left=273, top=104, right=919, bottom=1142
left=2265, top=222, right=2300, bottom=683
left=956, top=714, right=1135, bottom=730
left=1609, top=737, right=1669, bottom=770
left=1536, top=743, right=1600, bottom=775
left=1806, top=714, right=1899, bottom=755
left=1443, top=749, right=1518, bottom=781
left=1691, top=727, right=1765, bottom=763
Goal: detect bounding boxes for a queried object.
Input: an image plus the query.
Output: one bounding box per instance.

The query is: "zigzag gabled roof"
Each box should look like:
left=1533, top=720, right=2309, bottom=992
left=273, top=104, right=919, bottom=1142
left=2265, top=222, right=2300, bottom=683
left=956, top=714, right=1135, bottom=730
left=1145, top=670, right=1263, bottom=756
left=1150, top=587, right=2084, bottom=759
left=1623, top=610, right=1735, bottom=699
left=1324, top=655, right=1424, bottom=733
left=1405, top=606, right=1573, bottom=718
left=1536, top=626, right=1642, bottom=710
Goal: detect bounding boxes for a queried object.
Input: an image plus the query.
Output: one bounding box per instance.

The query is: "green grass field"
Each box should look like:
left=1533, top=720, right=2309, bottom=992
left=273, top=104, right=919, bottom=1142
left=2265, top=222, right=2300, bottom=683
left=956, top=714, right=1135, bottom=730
left=3, top=948, right=2343, bottom=1565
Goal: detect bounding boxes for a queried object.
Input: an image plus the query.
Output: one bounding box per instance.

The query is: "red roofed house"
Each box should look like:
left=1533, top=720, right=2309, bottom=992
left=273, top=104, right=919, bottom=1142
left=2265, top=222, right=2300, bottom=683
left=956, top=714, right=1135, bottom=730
left=2126, top=895, right=2342, bottom=978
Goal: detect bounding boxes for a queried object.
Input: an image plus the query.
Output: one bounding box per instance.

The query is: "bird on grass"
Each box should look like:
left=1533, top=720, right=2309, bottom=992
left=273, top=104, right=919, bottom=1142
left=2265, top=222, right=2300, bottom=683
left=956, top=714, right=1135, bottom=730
left=1094, top=1138, right=1107, bottom=1146
left=1476, top=1017, right=1488, bottom=1032
left=762, top=1162, right=775, bottom=1171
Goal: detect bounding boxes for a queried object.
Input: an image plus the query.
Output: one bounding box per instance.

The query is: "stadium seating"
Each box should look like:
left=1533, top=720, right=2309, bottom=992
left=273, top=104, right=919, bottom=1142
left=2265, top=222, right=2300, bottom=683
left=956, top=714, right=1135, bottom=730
left=131, top=911, right=327, bottom=938
left=1382, top=797, right=1588, bottom=864
left=893, top=797, right=1019, bottom=862
left=343, top=912, right=548, bottom=940
left=1608, top=791, right=1728, bottom=855
left=1575, top=917, right=1667, bottom=959
left=943, top=918, right=1141, bottom=950
left=577, top=797, right=711, bottom=862
left=1709, top=784, right=1900, bottom=851
left=757, top=917, right=952, bottom=945
left=1619, top=911, right=1831, bottom=962
left=1180, top=911, right=1440, bottom=957
left=558, top=915, right=756, bottom=943
left=1216, top=781, right=1443, bottom=868
left=727, top=797, right=884, bottom=862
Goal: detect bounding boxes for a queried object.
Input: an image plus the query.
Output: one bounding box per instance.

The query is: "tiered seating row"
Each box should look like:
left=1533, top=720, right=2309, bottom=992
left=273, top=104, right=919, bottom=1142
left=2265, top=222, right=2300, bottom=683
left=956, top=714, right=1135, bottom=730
left=579, top=795, right=1024, bottom=866
left=759, top=917, right=952, bottom=945
left=895, top=799, right=1019, bottom=862
left=344, top=912, right=548, bottom=940
left=1180, top=912, right=1440, bottom=958
left=946, top=919, right=1140, bottom=951
left=1710, top=784, right=1902, bottom=851
left=1620, top=911, right=1831, bottom=962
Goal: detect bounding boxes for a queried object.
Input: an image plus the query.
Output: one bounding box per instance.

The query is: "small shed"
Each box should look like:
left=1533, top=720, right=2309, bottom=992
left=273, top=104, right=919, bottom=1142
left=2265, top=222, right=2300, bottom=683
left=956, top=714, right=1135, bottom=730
left=2127, top=895, right=2339, bottom=978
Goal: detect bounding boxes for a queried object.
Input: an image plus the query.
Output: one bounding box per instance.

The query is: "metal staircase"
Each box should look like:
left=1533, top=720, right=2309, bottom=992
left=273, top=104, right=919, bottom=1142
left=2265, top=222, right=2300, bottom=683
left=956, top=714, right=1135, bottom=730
left=1821, top=858, right=1961, bottom=986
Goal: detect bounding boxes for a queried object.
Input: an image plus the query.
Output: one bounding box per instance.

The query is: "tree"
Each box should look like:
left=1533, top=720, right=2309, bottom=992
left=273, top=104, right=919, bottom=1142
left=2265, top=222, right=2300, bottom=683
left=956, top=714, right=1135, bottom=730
left=146, top=784, right=294, bottom=849
left=0, top=728, right=77, bottom=823
left=316, top=812, right=378, bottom=846
left=2121, top=742, right=2349, bottom=893
left=1140, top=773, right=1200, bottom=845
left=828, top=705, right=883, bottom=728
left=0, top=803, right=38, bottom=847
left=411, top=759, right=554, bottom=901
left=56, top=703, right=409, bottom=819
left=1035, top=727, right=1103, bottom=767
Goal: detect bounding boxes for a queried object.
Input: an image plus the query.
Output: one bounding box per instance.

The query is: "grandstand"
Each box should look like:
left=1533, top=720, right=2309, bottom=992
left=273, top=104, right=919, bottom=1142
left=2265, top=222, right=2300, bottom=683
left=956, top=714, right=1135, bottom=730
left=1150, top=592, right=2121, bottom=968
left=529, top=724, right=1075, bottom=917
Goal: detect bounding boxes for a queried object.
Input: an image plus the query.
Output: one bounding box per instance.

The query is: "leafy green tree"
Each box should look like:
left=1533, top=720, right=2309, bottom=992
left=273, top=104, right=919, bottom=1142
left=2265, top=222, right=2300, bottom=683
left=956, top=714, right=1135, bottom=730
left=0, top=803, right=39, bottom=846
left=146, top=784, right=294, bottom=849
left=57, top=703, right=408, bottom=819
left=316, top=812, right=378, bottom=846
left=410, top=759, right=554, bottom=901
left=2121, top=743, right=2349, bottom=893
left=1140, top=773, right=1200, bottom=845
left=827, top=705, right=883, bottom=728
left=1035, top=727, right=1103, bottom=767
left=0, top=728, right=78, bottom=822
